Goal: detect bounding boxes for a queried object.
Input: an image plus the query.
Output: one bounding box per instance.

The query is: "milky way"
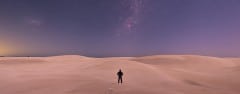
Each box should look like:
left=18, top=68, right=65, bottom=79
left=118, top=0, right=146, bottom=33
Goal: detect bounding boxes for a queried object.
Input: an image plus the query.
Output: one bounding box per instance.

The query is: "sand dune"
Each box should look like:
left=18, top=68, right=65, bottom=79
left=0, top=55, right=240, bottom=94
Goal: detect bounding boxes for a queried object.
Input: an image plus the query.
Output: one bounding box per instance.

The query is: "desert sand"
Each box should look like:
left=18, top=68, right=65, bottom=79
left=0, top=55, right=240, bottom=94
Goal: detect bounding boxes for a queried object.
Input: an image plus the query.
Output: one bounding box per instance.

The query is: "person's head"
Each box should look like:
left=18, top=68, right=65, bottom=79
left=119, top=69, right=121, bottom=72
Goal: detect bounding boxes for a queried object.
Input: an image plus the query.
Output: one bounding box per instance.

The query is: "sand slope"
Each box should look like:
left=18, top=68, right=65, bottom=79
left=0, top=55, right=240, bottom=94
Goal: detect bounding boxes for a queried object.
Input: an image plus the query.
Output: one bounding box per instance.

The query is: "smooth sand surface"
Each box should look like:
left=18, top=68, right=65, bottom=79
left=0, top=55, right=240, bottom=94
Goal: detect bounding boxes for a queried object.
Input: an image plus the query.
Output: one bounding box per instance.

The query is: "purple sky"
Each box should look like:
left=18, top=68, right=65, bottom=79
left=0, top=0, right=240, bottom=57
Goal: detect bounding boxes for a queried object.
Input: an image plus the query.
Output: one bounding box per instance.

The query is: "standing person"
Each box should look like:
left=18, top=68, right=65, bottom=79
left=117, top=69, right=123, bottom=84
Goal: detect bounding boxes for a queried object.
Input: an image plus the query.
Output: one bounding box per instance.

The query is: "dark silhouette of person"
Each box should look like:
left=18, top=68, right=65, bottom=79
left=117, top=69, right=123, bottom=84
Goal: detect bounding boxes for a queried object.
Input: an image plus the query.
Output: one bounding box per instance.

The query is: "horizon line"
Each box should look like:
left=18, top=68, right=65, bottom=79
left=1, top=54, right=239, bottom=58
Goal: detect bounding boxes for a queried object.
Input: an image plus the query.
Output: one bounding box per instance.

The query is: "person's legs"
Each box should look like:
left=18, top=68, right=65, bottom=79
left=118, top=77, right=120, bottom=84
left=120, top=77, right=123, bottom=84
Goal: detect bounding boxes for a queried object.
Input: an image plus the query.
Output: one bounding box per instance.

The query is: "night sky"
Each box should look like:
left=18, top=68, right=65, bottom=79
left=1, top=0, right=240, bottom=57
